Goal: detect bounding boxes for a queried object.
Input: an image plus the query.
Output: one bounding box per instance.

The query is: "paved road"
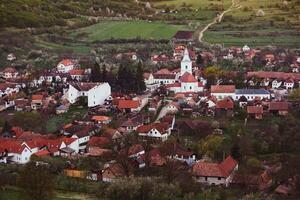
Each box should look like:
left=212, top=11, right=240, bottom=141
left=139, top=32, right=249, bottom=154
left=198, top=0, right=241, bottom=43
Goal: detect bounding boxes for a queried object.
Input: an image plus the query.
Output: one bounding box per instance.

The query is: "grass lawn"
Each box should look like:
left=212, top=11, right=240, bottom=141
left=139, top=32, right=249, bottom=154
left=36, top=40, right=91, bottom=54
left=71, top=20, right=191, bottom=41
left=203, top=29, right=300, bottom=47
left=46, top=105, right=88, bottom=133
left=0, top=187, right=96, bottom=200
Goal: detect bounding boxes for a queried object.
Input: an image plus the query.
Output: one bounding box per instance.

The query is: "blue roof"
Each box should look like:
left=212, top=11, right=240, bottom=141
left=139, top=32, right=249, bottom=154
left=235, top=89, right=270, bottom=95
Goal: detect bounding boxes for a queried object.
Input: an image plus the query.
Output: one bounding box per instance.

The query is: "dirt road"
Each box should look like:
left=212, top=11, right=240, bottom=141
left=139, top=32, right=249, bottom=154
left=198, top=0, right=240, bottom=43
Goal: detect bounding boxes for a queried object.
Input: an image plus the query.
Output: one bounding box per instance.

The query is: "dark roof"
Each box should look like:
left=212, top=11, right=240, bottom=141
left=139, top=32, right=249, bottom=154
left=173, top=31, right=194, bottom=40
left=70, top=82, right=102, bottom=91
left=235, top=89, right=270, bottom=95
left=153, top=74, right=176, bottom=79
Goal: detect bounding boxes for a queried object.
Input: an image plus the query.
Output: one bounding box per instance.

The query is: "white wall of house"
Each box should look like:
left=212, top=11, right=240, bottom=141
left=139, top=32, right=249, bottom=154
left=71, top=135, right=90, bottom=150
left=234, top=94, right=270, bottom=101
left=67, top=83, right=111, bottom=107
left=154, top=78, right=176, bottom=85
left=57, top=64, right=74, bottom=73
left=284, top=82, right=294, bottom=90
left=9, top=147, right=32, bottom=164
left=272, top=80, right=282, bottom=89
left=67, top=140, right=80, bottom=153
left=194, top=176, right=226, bottom=186
left=87, top=83, right=111, bottom=107
left=211, top=93, right=235, bottom=100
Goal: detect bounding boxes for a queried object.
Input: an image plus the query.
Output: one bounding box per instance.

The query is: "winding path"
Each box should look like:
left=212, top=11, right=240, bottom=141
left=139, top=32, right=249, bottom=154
left=198, top=0, right=241, bottom=43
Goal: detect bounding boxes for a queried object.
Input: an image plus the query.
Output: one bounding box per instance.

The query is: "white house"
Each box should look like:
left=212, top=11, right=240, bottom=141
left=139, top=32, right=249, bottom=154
left=57, top=59, right=76, bottom=73
left=66, top=82, right=111, bottom=107
left=234, top=89, right=270, bottom=101
left=242, top=45, right=250, bottom=52
left=0, top=83, right=20, bottom=97
left=0, top=140, right=33, bottom=164
left=192, top=156, right=238, bottom=187
left=284, top=79, right=294, bottom=90
left=7, top=53, right=16, bottom=61
left=137, top=122, right=171, bottom=142
left=1, top=67, right=18, bottom=79
left=272, top=79, right=283, bottom=89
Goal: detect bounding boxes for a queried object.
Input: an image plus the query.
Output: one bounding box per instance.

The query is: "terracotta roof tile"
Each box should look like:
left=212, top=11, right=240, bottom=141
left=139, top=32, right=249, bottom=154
left=180, top=72, right=197, bottom=83
left=211, top=85, right=235, bottom=93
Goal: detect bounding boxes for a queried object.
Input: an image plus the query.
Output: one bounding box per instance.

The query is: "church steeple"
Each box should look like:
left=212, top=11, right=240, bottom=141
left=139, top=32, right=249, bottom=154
left=181, top=48, right=192, bottom=76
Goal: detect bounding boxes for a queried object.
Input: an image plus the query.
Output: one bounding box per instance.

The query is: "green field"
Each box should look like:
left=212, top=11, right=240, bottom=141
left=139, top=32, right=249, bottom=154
left=152, top=0, right=300, bottom=47
left=153, top=0, right=232, bottom=9
left=204, top=29, right=300, bottom=47
left=46, top=106, right=88, bottom=133
left=0, top=188, right=96, bottom=200
left=71, top=21, right=191, bottom=41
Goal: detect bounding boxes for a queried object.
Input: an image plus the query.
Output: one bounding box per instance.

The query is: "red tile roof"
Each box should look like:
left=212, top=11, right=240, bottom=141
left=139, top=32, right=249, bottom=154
left=118, top=99, right=140, bottom=109
left=3, top=67, right=17, bottom=73
left=91, top=115, right=112, bottom=122
left=268, top=102, right=289, bottom=111
left=88, top=136, right=110, bottom=147
left=211, top=85, right=236, bottom=93
left=192, top=156, right=237, bottom=178
left=165, top=82, right=181, bottom=88
left=136, top=122, right=169, bottom=133
left=247, top=106, right=263, bottom=114
left=216, top=98, right=234, bottom=109
left=128, top=144, right=144, bottom=156
left=219, top=155, right=238, bottom=176
left=34, top=149, right=50, bottom=157
left=59, top=59, right=74, bottom=66
left=155, top=68, right=172, bottom=75
left=247, top=71, right=300, bottom=81
left=32, top=94, right=43, bottom=101
left=69, top=69, right=84, bottom=76
left=180, top=72, right=197, bottom=83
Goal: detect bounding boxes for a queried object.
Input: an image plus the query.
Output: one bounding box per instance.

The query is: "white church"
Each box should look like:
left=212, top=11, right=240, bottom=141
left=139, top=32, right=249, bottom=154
left=165, top=48, right=204, bottom=94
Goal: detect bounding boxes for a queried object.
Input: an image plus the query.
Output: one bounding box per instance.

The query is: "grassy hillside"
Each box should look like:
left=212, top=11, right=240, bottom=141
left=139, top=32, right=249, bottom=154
left=151, top=0, right=300, bottom=47
left=71, top=21, right=191, bottom=41
left=0, top=0, right=142, bottom=28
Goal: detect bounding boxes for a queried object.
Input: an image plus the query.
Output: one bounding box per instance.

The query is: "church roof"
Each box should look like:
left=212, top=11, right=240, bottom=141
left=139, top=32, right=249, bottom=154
left=180, top=72, right=197, bottom=83
left=182, top=48, right=191, bottom=62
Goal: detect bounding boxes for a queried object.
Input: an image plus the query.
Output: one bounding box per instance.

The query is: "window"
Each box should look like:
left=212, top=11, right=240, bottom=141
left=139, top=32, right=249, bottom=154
left=185, top=66, right=188, bottom=69
left=218, top=177, right=221, bottom=180
left=205, top=177, right=208, bottom=181
left=190, top=86, right=192, bottom=89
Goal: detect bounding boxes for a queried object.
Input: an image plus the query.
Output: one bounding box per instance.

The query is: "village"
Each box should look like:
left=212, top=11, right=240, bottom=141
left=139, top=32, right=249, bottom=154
left=0, top=30, right=300, bottom=199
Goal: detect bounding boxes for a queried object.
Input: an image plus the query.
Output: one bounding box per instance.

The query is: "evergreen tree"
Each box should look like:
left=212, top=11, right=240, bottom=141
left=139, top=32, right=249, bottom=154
left=135, top=62, right=146, bottom=94
left=1, top=121, right=11, bottom=133
left=91, top=62, right=101, bottom=82
left=101, top=64, right=107, bottom=82
left=196, top=53, right=203, bottom=66
left=116, top=64, right=126, bottom=92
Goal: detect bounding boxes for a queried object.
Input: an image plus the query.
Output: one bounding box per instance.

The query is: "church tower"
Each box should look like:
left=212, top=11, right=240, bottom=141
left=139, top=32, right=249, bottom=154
left=180, top=48, right=192, bottom=76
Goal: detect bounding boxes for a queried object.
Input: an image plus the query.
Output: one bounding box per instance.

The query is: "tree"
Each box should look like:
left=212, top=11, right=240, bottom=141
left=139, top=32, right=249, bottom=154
left=91, top=62, right=101, bottom=82
left=12, top=112, right=45, bottom=132
left=18, top=162, right=54, bottom=200
left=1, top=121, right=11, bottom=133
left=135, top=61, right=146, bottom=94
left=204, top=66, right=222, bottom=87
left=101, top=64, right=107, bottom=82
left=196, top=54, right=204, bottom=67
left=288, top=88, right=300, bottom=101
left=198, top=135, right=224, bottom=159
